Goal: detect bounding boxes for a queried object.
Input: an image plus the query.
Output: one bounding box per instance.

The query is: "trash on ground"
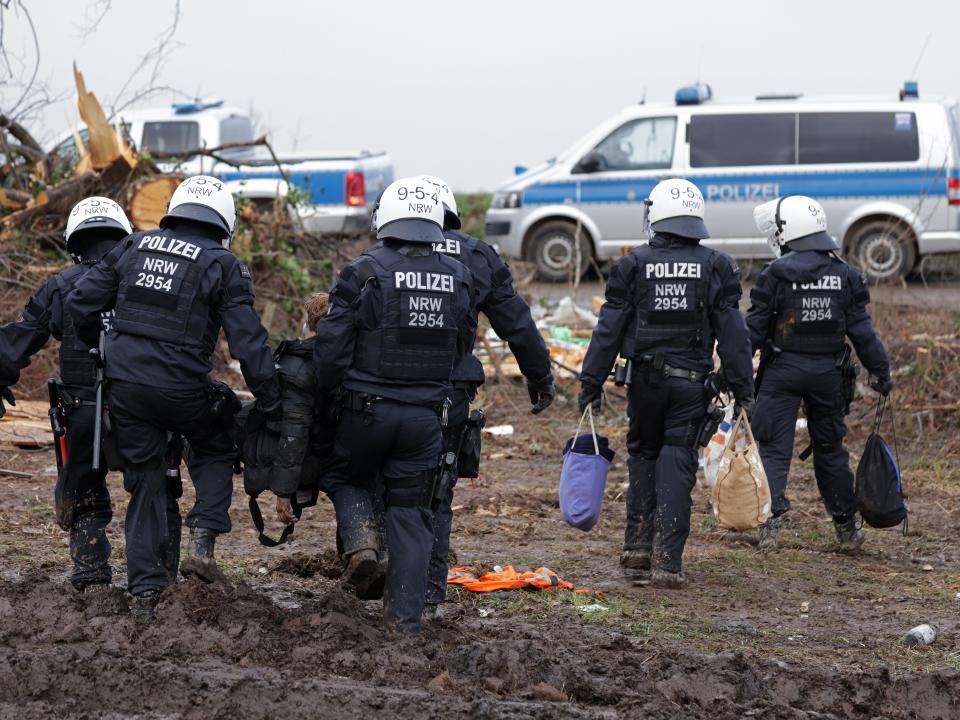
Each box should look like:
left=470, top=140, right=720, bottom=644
left=580, top=603, right=608, bottom=613
left=483, top=425, right=514, bottom=436
left=903, top=623, right=937, bottom=646
left=448, top=565, right=577, bottom=592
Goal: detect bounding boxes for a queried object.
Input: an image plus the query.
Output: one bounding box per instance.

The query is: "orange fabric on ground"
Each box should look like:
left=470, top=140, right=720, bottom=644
left=447, top=565, right=575, bottom=592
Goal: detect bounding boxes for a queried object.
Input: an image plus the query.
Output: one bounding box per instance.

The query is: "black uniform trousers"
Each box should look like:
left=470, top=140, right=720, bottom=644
left=109, top=380, right=234, bottom=595
left=625, top=371, right=707, bottom=573
left=425, top=384, right=473, bottom=605
left=751, top=352, right=854, bottom=520
left=58, top=401, right=112, bottom=590
left=330, top=399, right=442, bottom=634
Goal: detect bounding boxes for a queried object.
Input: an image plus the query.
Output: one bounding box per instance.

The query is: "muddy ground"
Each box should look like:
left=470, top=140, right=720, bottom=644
left=0, top=299, right=958, bottom=719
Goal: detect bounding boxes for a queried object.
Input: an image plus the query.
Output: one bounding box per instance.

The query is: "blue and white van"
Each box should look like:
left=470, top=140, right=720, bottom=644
left=486, top=85, right=960, bottom=281
left=50, top=101, right=393, bottom=235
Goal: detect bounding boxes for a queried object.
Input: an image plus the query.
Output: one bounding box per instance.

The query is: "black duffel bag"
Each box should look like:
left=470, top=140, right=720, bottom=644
left=855, top=395, right=907, bottom=531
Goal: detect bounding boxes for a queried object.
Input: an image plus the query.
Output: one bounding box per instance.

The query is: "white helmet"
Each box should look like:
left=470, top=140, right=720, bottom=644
left=374, top=176, right=445, bottom=244
left=644, top=178, right=709, bottom=239
left=161, top=175, right=236, bottom=241
left=754, top=195, right=837, bottom=256
left=418, top=174, right=460, bottom=230
left=64, top=196, right=132, bottom=256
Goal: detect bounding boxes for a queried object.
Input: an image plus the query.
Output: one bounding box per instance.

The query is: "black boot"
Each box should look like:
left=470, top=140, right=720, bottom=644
left=341, top=548, right=385, bottom=600
left=180, top=527, right=229, bottom=584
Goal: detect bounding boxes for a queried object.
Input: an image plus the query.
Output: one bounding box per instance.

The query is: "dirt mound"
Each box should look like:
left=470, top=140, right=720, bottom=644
left=272, top=549, right=343, bottom=580
left=1, top=573, right=956, bottom=719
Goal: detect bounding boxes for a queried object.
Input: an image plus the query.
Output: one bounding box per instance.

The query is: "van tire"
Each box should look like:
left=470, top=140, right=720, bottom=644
left=845, top=219, right=916, bottom=283
left=528, top=220, right=592, bottom=282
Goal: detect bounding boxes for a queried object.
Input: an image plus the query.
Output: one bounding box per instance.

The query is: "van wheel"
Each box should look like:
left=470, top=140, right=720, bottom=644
left=528, top=221, right=592, bottom=282
left=846, top=219, right=916, bottom=282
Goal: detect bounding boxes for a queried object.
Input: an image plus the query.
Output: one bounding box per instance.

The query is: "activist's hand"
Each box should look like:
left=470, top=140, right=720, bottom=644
left=276, top=496, right=298, bottom=525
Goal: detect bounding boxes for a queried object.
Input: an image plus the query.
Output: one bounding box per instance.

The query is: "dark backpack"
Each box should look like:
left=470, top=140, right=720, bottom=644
left=855, top=396, right=907, bottom=530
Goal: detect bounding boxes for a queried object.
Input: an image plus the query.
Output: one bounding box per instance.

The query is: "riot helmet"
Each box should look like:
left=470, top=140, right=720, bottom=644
left=754, top=195, right=838, bottom=256
left=64, top=196, right=132, bottom=262
left=644, top=178, right=709, bottom=240
left=161, top=175, right=237, bottom=245
left=374, top=177, right=445, bottom=244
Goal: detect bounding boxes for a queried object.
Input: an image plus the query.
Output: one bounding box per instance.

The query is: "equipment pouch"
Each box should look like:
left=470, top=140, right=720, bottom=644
left=102, top=408, right=125, bottom=472
left=457, top=409, right=486, bottom=478
left=837, top=343, right=860, bottom=416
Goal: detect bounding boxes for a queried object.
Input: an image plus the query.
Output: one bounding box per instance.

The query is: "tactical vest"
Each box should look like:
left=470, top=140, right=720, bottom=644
left=112, top=230, right=229, bottom=350
left=631, top=243, right=713, bottom=358
left=353, top=245, right=468, bottom=381
left=54, top=265, right=102, bottom=388
left=773, top=265, right=848, bottom=354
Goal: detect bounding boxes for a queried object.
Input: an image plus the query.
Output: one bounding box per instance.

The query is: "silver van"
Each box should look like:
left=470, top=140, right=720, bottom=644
left=485, top=85, right=960, bottom=281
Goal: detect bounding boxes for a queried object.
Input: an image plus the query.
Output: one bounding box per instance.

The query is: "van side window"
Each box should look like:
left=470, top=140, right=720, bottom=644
left=690, top=113, right=795, bottom=167
left=591, top=117, right=676, bottom=171
left=799, top=112, right=919, bottom=164
left=142, top=121, right=200, bottom=154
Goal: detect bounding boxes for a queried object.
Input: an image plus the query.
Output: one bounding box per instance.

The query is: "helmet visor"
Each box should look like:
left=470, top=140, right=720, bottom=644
left=376, top=218, right=445, bottom=244
left=650, top=215, right=710, bottom=240
left=753, top=199, right=781, bottom=238
left=161, top=203, right=230, bottom=238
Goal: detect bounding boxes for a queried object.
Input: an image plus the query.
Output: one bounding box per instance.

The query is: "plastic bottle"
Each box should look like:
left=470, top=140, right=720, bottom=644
left=904, top=624, right=937, bottom=646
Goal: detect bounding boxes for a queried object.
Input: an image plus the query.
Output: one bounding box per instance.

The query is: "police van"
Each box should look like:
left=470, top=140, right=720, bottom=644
left=50, top=101, right=393, bottom=236
left=485, top=84, right=960, bottom=281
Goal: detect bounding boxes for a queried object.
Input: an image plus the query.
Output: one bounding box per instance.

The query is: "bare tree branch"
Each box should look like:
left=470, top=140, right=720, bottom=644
left=108, top=0, right=184, bottom=118
left=76, top=0, right=112, bottom=40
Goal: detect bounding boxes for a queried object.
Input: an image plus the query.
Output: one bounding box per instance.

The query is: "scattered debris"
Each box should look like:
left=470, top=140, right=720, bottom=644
left=903, top=624, right=937, bottom=646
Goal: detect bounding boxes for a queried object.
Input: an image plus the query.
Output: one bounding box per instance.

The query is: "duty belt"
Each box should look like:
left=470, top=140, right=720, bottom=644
left=342, top=390, right=450, bottom=426
left=637, top=355, right=708, bottom=383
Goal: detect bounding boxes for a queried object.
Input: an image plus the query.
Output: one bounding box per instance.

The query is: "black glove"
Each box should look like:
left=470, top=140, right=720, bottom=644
left=869, top=376, right=894, bottom=396
left=578, top=382, right=603, bottom=415
left=0, top=386, right=15, bottom=420
left=734, top=397, right=754, bottom=421
left=526, top=373, right=556, bottom=415
left=257, top=397, right=283, bottom=422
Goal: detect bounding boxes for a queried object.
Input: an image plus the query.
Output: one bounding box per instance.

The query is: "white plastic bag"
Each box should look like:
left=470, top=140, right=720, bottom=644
left=699, top=405, right=746, bottom=489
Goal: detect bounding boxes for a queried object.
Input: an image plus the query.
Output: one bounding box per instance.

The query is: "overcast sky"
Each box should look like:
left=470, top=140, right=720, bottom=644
left=5, top=0, right=959, bottom=191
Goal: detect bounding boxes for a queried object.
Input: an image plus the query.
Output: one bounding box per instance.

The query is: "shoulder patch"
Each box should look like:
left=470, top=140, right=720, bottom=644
left=237, top=262, right=252, bottom=279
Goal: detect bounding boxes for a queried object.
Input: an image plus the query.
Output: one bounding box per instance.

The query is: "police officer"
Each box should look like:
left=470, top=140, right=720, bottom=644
left=66, top=176, right=281, bottom=613
left=746, top=196, right=892, bottom=551
left=420, top=175, right=554, bottom=619
left=0, top=197, right=131, bottom=592
left=579, top=179, right=754, bottom=588
left=314, top=176, right=475, bottom=633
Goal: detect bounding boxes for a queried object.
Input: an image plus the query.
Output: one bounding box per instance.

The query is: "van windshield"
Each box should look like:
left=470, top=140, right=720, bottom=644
left=142, top=121, right=200, bottom=154
left=589, top=117, right=677, bottom=171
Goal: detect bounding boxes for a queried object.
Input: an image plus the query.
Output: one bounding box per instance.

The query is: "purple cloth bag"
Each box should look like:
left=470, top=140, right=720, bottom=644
left=559, top=409, right=615, bottom=531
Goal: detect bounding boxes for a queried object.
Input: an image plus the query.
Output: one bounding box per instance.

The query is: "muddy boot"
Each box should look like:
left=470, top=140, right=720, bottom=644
left=651, top=569, right=687, bottom=589
left=130, top=590, right=159, bottom=622
left=423, top=602, right=443, bottom=623
left=619, top=548, right=652, bottom=579
left=81, top=582, right=111, bottom=595
left=833, top=517, right=865, bottom=552
left=180, top=527, right=230, bottom=584
left=758, top=516, right=783, bottom=550
left=341, top=549, right=385, bottom=600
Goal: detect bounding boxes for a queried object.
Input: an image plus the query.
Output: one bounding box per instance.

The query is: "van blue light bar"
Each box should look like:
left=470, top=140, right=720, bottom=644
left=172, top=100, right=224, bottom=114
left=675, top=83, right=713, bottom=106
